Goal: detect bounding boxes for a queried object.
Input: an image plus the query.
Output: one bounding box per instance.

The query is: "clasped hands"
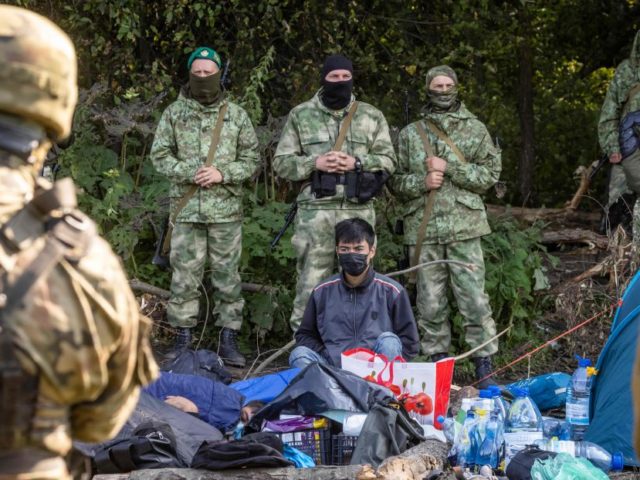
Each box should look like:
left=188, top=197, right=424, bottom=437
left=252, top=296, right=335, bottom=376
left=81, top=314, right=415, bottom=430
left=424, top=156, right=447, bottom=190
left=194, top=165, right=223, bottom=188
left=315, top=151, right=356, bottom=173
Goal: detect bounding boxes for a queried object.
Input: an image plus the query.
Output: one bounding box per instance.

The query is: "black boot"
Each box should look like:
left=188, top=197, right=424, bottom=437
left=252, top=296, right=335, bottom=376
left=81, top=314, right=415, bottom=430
left=174, top=327, right=192, bottom=351
left=430, top=352, right=449, bottom=363
left=473, top=356, right=498, bottom=389
left=218, top=328, right=246, bottom=368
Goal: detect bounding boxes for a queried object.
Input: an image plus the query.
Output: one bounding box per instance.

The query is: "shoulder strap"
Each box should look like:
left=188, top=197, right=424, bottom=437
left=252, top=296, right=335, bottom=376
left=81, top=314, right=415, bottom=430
left=415, top=121, right=435, bottom=158
left=162, top=102, right=228, bottom=254
left=624, top=84, right=640, bottom=114
left=425, top=120, right=466, bottom=163
left=333, top=101, right=359, bottom=151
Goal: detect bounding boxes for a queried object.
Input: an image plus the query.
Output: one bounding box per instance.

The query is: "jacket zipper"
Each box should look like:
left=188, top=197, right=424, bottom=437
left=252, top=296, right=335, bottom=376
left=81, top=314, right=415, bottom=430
left=351, top=289, right=357, bottom=340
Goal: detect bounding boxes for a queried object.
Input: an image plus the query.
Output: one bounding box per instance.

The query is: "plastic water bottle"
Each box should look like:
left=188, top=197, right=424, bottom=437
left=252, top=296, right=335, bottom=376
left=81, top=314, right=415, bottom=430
left=534, top=438, right=624, bottom=472
left=476, top=410, right=502, bottom=468
left=504, top=387, right=543, bottom=466
left=438, top=415, right=460, bottom=444
left=488, top=385, right=510, bottom=420
left=506, top=387, right=542, bottom=432
left=565, top=356, right=594, bottom=440
left=455, top=410, right=477, bottom=467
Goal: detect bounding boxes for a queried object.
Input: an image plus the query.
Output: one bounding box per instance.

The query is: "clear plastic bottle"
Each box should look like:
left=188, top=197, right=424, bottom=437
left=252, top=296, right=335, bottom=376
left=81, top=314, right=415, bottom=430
left=455, top=409, right=477, bottom=468
left=534, top=438, right=624, bottom=472
left=437, top=415, right=460, bottom=444
left=476, top=409, right=502, bottom=468
left=488, top=384, right=510, bottom=420
left=565, top=356, right=594, bottom=441
left=506, top=386, right=543, bottom=432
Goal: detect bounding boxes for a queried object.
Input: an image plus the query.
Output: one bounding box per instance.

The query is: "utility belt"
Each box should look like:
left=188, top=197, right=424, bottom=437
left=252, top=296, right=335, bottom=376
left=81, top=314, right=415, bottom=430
left=311, top=170, right=389, bottom=204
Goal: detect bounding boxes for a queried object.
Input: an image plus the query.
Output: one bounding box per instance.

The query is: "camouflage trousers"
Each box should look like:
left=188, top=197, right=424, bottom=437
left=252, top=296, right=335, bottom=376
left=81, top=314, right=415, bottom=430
left=289, top=205, right=376, bottom=331
left=168, top=222, right=244, bottom=330
left=607, top=164, right=632, bottom=208
left=410, top=237, right=498, bottom=358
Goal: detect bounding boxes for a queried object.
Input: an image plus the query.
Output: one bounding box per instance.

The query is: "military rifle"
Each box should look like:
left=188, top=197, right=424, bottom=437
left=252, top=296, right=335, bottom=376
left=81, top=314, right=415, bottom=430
left=270, top=201, right=298, bottom=250
left=589, top=154, right=610, bottom=182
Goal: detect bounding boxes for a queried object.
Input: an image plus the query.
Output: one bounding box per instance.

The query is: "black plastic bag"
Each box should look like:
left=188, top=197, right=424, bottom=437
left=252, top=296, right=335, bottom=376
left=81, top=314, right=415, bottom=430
left=506, top=445, right=558, bottom=480
left=160, top=348, right=232, bottom=385
left=191, top=434, right=294, bottom=470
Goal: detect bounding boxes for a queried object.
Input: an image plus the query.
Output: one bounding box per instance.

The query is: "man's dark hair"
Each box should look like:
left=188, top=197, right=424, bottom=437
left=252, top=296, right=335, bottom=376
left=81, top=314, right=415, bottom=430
left=335, top=218, right=375, bottom=247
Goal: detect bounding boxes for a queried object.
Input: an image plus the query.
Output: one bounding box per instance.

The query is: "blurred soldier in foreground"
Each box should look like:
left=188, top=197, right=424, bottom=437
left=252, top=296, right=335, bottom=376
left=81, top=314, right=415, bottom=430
left=0, top=6, right=158, bottom=479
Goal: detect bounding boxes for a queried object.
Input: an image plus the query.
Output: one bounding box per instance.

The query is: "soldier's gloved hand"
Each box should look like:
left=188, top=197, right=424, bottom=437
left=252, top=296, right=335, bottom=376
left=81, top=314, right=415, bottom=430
left=426, top=156, right=448, bottom=173
left=619, top=111, right=640, bottom=160
left=425, top=171, right=444, bottom=190
left=316, top=153, right=340, bottom=172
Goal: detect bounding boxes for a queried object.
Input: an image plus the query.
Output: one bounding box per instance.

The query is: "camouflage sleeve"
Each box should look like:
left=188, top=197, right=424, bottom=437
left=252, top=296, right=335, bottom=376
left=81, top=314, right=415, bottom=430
left=273, top=111, right=317, bottom=181
left=220, top=110, right=260, bottom=184
left=359, top=111, right=397, bottom=174
left=446, top=124, right=501, bottom=194
left=387, top=125, right=426, bottom=200
left=598, top=66, right=626, bottom=156
left=150, top=107, right=197, bottom=184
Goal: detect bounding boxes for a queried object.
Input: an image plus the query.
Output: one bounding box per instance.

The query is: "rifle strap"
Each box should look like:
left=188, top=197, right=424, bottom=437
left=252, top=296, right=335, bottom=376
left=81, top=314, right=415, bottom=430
left=334, top=101, right=359, bottom=151
left=162, top=102, right=228, bottom=254
left=409, top=120, right=466, bottom=283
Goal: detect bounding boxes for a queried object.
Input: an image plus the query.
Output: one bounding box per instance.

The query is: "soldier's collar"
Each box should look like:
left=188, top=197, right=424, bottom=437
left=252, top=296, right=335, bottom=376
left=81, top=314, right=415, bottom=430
left=314, top=89, right=356, bottom=117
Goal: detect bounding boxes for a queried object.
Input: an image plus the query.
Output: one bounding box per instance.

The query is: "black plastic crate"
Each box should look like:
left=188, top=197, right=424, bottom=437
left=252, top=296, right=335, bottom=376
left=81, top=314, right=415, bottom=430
left=331, top=434, right=359, bottom=465
left=274, top=427, right=331, bottom=465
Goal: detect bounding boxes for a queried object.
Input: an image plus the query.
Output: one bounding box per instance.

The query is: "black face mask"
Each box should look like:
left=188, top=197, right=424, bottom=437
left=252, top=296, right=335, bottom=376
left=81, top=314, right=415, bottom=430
left=321, top=79, right=353, bottom=110
left=338, top=252, right=369, bottom=276
left=189, top=71, right=222, bottom=105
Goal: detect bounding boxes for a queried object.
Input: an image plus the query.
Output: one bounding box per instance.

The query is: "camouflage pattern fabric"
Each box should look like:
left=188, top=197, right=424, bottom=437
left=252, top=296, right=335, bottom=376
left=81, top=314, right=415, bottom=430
left=273, top=90, right=396, bottom=329
left=409, top=238, right=497, bottom=357
left=0, top=162, right=159, bottom=469
left=389, top=104, right=501, bottom=245
left=167, top=221, right=244, bottom=330
left=289, top=206, right=376, bottom=330
left=390, top=103, right=500, bottom=357
left=598, top=31, right=640, bottom=209
left=150, top=91, right=259, bottom=223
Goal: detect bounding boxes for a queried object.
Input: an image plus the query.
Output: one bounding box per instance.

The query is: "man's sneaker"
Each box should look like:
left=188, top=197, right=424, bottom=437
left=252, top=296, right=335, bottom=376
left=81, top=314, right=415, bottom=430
left=473, top=356, right=498, bottom=389
left=174, top=327, right=192, bottom=351
left=219, top=328, right=246, bottom=368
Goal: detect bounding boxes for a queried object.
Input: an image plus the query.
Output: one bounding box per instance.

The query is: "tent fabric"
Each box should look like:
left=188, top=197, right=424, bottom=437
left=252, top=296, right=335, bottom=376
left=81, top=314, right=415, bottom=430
left=246, top=363, right=393, bottom=432
left=230, top=368, right=300, bottom=404
left=144, top=371, right=245, bottom=432
left=586, top=270, right=640, bottom=466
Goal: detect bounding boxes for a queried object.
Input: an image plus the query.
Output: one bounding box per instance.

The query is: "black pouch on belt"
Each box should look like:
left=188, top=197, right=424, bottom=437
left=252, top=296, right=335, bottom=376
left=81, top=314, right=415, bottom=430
left=311, top=171, right=337, bottom=198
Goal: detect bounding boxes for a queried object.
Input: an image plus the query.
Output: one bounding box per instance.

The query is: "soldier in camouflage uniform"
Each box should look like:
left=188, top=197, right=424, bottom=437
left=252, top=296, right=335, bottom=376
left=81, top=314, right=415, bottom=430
left=0, top=6, right=158, bottom=479
left=389, top=66, right=501, bottom=387
left=598, top=30, right=640, bottom=241
left=273, top=54, right=396, bottom=331
left=151, top=47, right=259, bottom=367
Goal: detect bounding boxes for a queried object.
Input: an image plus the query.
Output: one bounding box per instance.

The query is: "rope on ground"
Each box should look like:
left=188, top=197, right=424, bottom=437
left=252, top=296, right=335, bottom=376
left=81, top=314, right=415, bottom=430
left=244, top=339, right=296, bottom=379
left=472, top=304, right=614, bottom=387
left=385, top=259, right=476, bottom=277
left=454, top=325, right=512, bottom=361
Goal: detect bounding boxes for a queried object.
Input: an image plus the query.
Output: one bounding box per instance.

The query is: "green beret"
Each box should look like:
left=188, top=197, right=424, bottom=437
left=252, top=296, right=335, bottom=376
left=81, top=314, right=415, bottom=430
left=187, top=47, right=222, bottom=70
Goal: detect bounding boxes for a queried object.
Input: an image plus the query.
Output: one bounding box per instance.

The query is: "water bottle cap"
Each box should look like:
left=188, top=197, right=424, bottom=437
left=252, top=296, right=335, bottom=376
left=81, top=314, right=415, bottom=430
left=612, top=452, right=624, bottom=471
left=437, top=415, right=445, bottom=425
left=578, top=358, right=592, bottom=368
left=488, top=385, right=502, bottom=396
left=467, top=410, right=476, bottom=418
left=479, top=389, right=492, bottom=399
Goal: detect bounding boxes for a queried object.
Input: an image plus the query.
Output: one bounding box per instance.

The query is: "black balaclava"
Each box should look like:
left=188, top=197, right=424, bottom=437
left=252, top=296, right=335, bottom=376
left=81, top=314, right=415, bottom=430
left=320, top=54, right=353, bottom=110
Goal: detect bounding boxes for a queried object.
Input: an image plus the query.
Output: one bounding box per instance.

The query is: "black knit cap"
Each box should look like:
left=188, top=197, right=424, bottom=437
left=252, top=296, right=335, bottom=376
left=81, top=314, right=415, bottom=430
left=321, top=54, right=353, bottom=79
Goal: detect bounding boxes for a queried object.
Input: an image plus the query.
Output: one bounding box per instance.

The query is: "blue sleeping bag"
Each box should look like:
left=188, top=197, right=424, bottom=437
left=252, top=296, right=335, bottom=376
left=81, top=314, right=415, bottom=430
left=145, top=371, right=244, bottom=432
left=230, top=368, right=300, bottom=404
left=506, top=372, right=571, bottom=411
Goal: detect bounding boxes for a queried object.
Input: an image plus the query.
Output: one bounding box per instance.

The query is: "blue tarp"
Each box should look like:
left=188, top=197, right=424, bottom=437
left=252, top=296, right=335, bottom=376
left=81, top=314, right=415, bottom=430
left=230, top=368, right=300, bottom=404
left=586, top=270, right=640, bottom=466
left=506, top=372, right=571, bottom=411
left=145, top=371, right=245, bottom=432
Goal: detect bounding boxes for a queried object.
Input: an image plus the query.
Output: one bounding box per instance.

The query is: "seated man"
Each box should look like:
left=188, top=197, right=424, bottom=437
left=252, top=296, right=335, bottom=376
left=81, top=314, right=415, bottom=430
left=289, top=218, right=419, bottom=369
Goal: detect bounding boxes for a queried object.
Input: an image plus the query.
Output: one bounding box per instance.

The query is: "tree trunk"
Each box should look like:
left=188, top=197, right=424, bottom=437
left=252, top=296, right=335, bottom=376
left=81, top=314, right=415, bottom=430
left=517, top=4, right=535, bottom=205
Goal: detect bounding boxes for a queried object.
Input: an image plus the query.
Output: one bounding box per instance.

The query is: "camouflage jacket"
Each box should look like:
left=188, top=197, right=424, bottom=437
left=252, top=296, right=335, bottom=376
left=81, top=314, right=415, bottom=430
left=599, top=31, right=640, bottom=156
left=150, top=90, right=259, bottom=223
left=273, top=91, right=396, bottom=210
left=389, top=103, right=501, bottom=245
left=0, top=160, right=158, bottom=456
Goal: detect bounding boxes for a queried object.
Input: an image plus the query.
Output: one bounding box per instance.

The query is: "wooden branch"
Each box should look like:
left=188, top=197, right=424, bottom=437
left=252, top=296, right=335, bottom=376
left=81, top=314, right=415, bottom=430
left=357, top=439, right=448, bottom=480
left=566, top=165, right=591, bottom=211
left=540, top=228, right=609, bottom=250
left=486, top=204, right=600, bottom=226
left=129, top=279, right=277, bottom=299
left=247, top=339, right=296, bottom=378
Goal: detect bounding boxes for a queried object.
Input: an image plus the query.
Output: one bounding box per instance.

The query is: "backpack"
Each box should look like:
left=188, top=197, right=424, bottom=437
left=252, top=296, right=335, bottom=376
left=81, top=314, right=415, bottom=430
left=160, top=348, right=232, bottom=384
left=93, top=421, right=183, bottom=473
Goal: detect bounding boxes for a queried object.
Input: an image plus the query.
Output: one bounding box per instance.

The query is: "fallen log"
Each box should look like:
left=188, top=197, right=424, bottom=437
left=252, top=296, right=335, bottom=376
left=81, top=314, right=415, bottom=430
left=92, top=439, right=448, bottom=480
left=540, top=228, right=609, bottom=250
left=486, top=204, right=600, bottom=227
left=130, top=279, right=277, bottom=299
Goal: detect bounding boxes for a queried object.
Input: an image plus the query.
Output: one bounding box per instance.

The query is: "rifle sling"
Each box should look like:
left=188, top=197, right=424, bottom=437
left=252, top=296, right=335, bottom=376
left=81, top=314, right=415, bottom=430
left=334, top=101, right=358, bottom=151
left=162, top=102, right=228, bottom=255
left=409, top=120, right=466, bottom=283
